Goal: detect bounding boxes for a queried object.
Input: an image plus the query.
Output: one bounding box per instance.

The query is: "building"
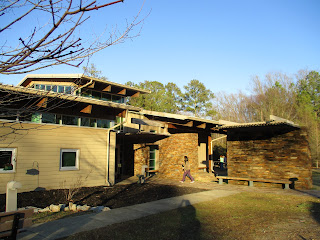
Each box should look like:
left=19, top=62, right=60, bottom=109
left=0, top=74, right=313, bottom=193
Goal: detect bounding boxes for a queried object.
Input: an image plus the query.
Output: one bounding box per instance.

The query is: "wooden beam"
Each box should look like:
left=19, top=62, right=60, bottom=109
left=118, top=89, right=126, bottom=95
left=80, top=105, right=92, bottom=114
left=197, top=123, right=206, bottom=129
left=103, top=85, right=111, bottom=92
left=36, top=98, right=47, bottom=108
left=88, top=82, right=95, bottom=88
left=131, top=92, right=140, bottom=98
left=117, top=110, right=126, bottom=118
left=183, top=121, right=193, bottom=127
left=167, top=123, right=177, bottom=129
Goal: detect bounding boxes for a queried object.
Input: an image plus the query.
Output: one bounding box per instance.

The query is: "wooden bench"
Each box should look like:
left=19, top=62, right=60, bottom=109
left=216, top=176, right=291, bottom=189
left=0, top=208, right=33, bottom=240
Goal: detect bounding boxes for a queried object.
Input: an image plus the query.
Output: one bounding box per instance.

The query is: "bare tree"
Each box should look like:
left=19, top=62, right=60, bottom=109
left=0, top=0, right=145, bottom=75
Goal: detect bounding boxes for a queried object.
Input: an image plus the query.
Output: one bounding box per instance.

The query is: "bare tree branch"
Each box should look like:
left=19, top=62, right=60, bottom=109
left=0, top=0, right=146, bottom=74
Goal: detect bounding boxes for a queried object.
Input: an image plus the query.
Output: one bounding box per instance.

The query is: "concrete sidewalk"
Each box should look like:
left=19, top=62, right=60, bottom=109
left=18, top=189, right=239, bottom=240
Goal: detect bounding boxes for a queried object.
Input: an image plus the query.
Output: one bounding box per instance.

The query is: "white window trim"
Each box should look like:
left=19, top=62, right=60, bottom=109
left=60, top=149, right=79, bottom=171
left=0, top=148, right=17, bottom=173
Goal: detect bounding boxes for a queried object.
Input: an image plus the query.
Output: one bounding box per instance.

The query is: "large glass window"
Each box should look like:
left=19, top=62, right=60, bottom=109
left=31, top=113, right=41, bottom=123
left=0, top=148, right=16, bottom=173
left=52, top=86, right=57, bottom=92
left=62, top=115, right=78, bottom=126
left=81, top=90, right=92, bottom=98
left=60, top=149, right=79, bottom=171
left=58, top=86, right=65, bottom=93
left=97, top=119, right=110, bottom=128
left=112, top=95, right=122, bottom=103
left=101, top=93, right=111, bottom=101
left=65, top=86, right=72, bottom=94
left=42, top=112, right=56, bottom=124
left=92, top=91, right=101, bottom=100
left=80, top=117, right=90, bottom=127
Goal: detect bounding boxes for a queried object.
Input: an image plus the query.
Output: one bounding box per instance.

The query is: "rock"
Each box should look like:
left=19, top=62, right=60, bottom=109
left=77, top=205, right=91, bottom=211
left=64, top=206, right=70, bottom=211
left=91, top=206, right=104, bottom=213
left=39, top=207, right=50, bottom=213
left=33, top=208, right=42, bottom=213
left=70, top=203, right=77, bottom=212
left=102, top=207, right=111, bottom=212
left=49, top=204, right=61, bottom=212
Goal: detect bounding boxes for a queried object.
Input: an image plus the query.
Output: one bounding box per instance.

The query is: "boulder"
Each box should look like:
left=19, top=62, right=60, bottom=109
left=102, top=207, right=111, bottom=212
left=49, top=204, right=61, bottom=212
left=39, top=207, right=50, bottom=213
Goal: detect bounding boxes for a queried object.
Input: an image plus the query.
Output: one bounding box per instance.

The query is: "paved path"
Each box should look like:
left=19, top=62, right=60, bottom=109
left=18, top=177, right=320, bottom=240
left=18, top=189, right=239, bottom=240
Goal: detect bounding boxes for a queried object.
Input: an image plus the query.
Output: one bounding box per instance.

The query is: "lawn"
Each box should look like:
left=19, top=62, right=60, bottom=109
left=61, top=192, right=320, bottom=240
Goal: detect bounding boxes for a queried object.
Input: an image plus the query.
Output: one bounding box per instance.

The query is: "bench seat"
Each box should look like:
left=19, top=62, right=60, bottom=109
left=0, top=208, right=33, bottom=239
left=216, top=176, right=291, bottom=189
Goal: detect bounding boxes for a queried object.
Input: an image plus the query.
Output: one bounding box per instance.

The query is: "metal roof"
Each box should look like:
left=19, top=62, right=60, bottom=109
left=218, top=121, right=300, bottom=130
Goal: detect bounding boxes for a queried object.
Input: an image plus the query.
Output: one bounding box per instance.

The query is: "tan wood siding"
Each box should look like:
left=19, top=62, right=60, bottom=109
left=0, top=121, right=116, bottom=193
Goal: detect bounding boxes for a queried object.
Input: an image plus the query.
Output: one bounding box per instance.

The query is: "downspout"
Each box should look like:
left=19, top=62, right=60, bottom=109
left=106, top=110, right=128, bottom=186
left=74, top=79, right=93, bottom=95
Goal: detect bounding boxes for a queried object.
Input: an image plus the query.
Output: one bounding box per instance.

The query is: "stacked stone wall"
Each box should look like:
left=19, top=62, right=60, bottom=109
left=158, top=133, right=199, bottom=180
left=133, top=133, right=199, bottom=180
left=227, top=128, right=312, bottom=189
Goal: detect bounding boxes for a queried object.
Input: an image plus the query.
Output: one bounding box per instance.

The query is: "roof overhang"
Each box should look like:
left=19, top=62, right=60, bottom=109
left=0, top=84, right=141, bottom=112
left=17, top=74, right=151, bottom=96
left=139, top=110, right=221, bottom=133
left=117, top=131, right=171, bottom=144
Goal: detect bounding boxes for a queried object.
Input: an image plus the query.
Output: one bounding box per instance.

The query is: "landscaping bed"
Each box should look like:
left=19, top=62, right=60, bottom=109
left=0, top=183, right=208, bottom=212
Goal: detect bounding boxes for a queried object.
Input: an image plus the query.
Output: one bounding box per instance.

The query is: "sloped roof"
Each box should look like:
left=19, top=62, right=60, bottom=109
left=17, top=74, right=151, bottom=95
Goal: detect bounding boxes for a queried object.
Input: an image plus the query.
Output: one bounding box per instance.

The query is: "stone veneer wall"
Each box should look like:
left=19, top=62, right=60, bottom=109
left=227, top=127, right=312, bottom=189
left=133, top=133, right=199, bottom=180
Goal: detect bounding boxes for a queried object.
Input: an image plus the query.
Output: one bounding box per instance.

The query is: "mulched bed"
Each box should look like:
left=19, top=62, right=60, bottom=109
left=0, top=183, right=208, bottom=212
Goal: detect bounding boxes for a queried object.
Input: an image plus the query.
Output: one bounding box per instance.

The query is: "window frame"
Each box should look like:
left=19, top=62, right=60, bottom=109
left=60, top=149, right=80, bottom=171
left=0, top=148, right=17, bottom=173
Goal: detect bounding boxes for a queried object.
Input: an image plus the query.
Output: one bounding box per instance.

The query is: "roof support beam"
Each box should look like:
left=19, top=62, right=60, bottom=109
left=36, top=97, right=47, bottom=108
left=197, top=123, right=206, bottom=129
left=103, top=85, right=111, bottom=92
left=131, top=92, right=140, bottom=98
left=80, top=105, right=92, bottom=114
left=118, top=89, right=126, bottom=95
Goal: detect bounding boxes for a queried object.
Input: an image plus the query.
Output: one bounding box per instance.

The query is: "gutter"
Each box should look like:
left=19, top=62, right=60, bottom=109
left=106, top=111, right=128, bottom=186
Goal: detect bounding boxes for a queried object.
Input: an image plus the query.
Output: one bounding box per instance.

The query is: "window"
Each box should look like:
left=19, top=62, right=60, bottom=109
left=112, top=95, right=122, bottom=103
left=42, top=113, right=56, bottom=124
left=58, top=86, right=65, bottom=93
left=101, top=93, right=111, bottom=101
left=149, top=145, right=158, bottom=171
left=62, top=115, right=78, bottom=126
left=97, top=119, right=110, bottom=128
left=0, top=148, right=16, bottom=173
left=60, top=149, right=79, bottom=170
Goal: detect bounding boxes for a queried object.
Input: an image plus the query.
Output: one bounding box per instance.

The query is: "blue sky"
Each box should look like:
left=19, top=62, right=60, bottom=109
left=2, top=0, right=320, bottom=94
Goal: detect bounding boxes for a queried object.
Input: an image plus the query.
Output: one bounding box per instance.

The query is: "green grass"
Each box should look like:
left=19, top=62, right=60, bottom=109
left=33, top=211, right=90, bottom=224
left=62, top=192, right=320, bottom=240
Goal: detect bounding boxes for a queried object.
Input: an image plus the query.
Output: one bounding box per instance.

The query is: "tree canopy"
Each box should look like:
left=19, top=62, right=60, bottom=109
left=126, top=79, right=215, bottom=117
